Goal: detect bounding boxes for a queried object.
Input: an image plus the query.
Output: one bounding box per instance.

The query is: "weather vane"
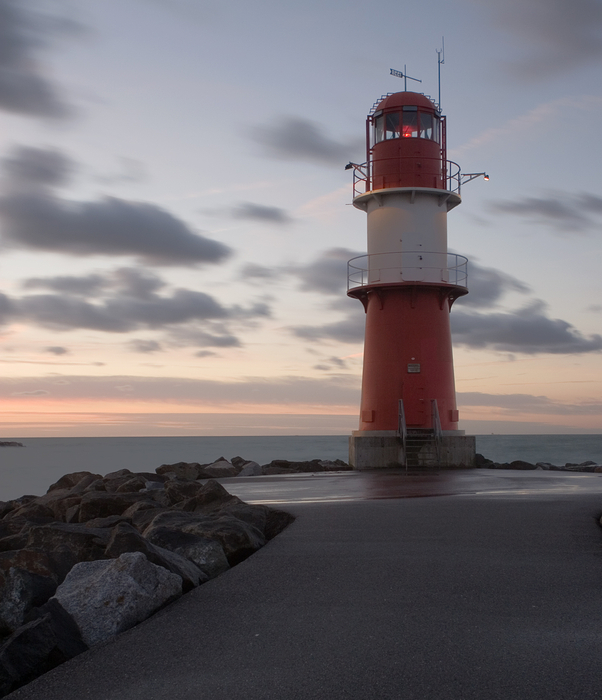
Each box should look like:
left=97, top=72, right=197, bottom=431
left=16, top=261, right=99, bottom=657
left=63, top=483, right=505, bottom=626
left=389, top=65, right=421, bottom=91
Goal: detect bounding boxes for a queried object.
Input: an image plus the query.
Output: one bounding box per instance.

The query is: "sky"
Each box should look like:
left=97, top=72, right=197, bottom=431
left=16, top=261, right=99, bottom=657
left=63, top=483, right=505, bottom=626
left=0, top=0, right=601, bottom=437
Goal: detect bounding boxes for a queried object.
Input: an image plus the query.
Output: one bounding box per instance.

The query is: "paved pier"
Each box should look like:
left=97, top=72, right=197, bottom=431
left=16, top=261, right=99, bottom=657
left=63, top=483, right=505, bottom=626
left=9, top=470, right=602, bottom=699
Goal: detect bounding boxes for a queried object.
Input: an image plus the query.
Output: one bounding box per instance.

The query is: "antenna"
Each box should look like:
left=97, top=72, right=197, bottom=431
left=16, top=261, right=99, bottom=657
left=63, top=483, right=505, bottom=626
left=389, top=65, right=422, bottom=91
left=436, top=37, right=445, bottom=109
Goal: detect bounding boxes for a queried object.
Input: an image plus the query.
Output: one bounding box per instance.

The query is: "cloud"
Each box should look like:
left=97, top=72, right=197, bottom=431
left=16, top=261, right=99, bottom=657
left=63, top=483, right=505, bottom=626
left=1, top=267, right=270, bottom=346
left=251, top=116, right=363, bottom=166
left=313, top=356, right=350, bottom=372
left=23, top=273, right=106, bottom=296
left=458, top=259, right=530, bottom=308
left=458, top=391, right=602, bottom=416
left=0, top=0, right=78, bottom=118
left=290, top=315, right=364, bottom=344
left=17, top=289, right=229, bottom=332
left=232, top=202, right=293, bottom=224
left=0, top=373, right=360, bottom=407
left=240, top=263, right=280, bottom=281
left=290, top=247, right=361, bottom=295
left=478, top=0, right=602, bottom=78
left=2, top=146, right=74, bottom=188
left=0, top=146, right=232, bottom=266
left=0, top=292, right=14, bottom=324
left=168, top=327, right=243, bottom=348
left=129, top=340, right=162, bottom=353
left=490, top=192, right=602, bottom=232
left=44, top=346, right=68, bottom=355
left=452, top=301, right=602, bottom=354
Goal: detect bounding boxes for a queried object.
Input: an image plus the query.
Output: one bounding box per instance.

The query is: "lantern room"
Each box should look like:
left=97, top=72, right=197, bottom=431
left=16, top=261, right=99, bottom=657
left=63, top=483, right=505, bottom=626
left=369, top=92, right=446, bottom=191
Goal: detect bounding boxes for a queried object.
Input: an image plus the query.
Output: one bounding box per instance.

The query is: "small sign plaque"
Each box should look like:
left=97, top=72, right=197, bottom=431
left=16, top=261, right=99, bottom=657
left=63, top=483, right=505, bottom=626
left=407, top=363, right=421, bottom=373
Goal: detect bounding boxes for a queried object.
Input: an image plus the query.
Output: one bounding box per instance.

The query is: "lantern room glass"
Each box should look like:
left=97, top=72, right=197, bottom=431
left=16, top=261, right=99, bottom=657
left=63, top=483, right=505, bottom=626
left=385, top=113, right=400, bottom=140
left=402, top=111, right=418, bottom=138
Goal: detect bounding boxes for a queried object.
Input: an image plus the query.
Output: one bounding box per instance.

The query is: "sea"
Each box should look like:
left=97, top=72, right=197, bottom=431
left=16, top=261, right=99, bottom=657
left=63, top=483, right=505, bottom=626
left=1, top=434, right=602, bottom=502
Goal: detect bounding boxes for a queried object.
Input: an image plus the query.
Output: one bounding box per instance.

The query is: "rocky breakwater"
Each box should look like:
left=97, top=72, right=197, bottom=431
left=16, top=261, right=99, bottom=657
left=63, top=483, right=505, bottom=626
left=0, top=467, right=294, bottom=697
left=158, top=455, right=351, bottom=479
left=475, top=454, right=602, bottom=472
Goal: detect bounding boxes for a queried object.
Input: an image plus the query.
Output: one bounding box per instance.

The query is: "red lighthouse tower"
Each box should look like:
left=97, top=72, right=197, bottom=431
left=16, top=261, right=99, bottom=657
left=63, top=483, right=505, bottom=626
left=347, top=90, right=479, bottom=468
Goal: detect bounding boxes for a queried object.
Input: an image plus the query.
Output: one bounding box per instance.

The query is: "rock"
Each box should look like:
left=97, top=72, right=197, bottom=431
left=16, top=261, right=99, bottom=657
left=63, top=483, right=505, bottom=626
left=475, top=453, right=494, bottom=467
left=163, top=479, right=207, bottom=506
left=0, top=615, right=58, bottom=694
left=77, top=491, right=153, bottom=523
left=25, top=597, right=88, bottom=661
left=143, top=510, right=265, bottom=566
left=47, top=472, right=102, bottom=494
left=200, top=458, right=239, bottom=478
left=264, top=508, right=296, bottom=541
left=144, top=526, right=229, bottom=579
left=103, top=468, right=133, bottom=480
left=122, top=502, right=168, bottom=532
left=237, top=461, right=262, bottom=476
left=219, top=502, right=270, bottom=533
left=83, top=514, right=133, bottom=529
left=104, top=522, right=208, bottom=590
left=507, top=460, right=535, bottom=470
left=24, top=523, right=110, bottom=582
left=115, top=476, right=148, bottom=493
left=0, top=496, right=36, bottom=520
left=7, top=502, right=56, bottom=523
left=156, top=462, right=203, bottom=481
left=260, top=459, right=348, bottom=474
left=0, top=550, right=58, bottom=634
left=175, top=479, right=242, bottom=514
left=0, top=441, right=23, bottom=447
left=10, top=488, right=83, bottom=523
left=104, top=471, right=165, bottom=494
left=52, top=552, right=182, bottom=647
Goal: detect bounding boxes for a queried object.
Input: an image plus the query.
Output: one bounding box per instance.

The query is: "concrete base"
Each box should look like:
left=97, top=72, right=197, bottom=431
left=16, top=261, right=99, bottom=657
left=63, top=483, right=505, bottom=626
left=349, top=430, right=476, bottom=470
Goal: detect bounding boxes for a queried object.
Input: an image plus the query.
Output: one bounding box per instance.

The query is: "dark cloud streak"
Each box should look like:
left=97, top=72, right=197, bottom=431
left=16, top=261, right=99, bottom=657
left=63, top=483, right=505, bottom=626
left=481, top=0, right=602, bottom=78
left=232, top=202, right=293, bottom=224
left=0, top=0, right=78, bottom=118
left=0, top=146, right=232, bottom=266
left=452, top=302, right=602, bottom=354
left=490, top=192, right=602, bottom=232
left=251, top=116, right=363, bottom=166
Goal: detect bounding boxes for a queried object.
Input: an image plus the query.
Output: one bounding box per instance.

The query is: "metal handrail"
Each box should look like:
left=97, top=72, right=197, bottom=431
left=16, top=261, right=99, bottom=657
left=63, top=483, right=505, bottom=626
left=431, top=399, right=442, bottom=464
left=446, top=160, right=462, bottom=194
left=347, top=252, right=468, bottom=290
left=398, top=399, right=407, bottom=470
left=352, top=162, right=370, bottom=199
left=351, top=159, right=462, bottom=197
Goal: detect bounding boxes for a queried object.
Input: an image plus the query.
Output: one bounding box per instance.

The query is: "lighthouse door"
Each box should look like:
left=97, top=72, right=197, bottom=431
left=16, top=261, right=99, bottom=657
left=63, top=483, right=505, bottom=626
left=416, top=387, right=426, bottom=425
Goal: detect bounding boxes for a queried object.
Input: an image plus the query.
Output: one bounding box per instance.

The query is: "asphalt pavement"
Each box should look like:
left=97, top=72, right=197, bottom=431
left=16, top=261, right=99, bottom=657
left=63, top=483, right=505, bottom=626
left=8, top=469, right=602, bottom=700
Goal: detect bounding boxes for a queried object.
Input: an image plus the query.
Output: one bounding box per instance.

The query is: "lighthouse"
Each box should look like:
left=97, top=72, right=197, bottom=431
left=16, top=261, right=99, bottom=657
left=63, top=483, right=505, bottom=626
left=347, top=89, right=480, bottom=469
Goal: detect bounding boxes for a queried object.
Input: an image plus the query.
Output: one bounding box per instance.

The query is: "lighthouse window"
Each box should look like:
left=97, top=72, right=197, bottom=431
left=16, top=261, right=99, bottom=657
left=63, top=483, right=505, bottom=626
left=402, top=111, right=418, bottom=138
left=385, top=112, right=400, bottom=139
left=432, top=116, right=440, bottom=143
left=374, top=114, right=384, bottom=143
left=420, top=112, right=433, bottom=140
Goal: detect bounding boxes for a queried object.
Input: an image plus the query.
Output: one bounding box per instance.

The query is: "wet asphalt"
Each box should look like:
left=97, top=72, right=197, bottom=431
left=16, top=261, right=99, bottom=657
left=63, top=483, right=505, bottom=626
left=8, top=469, right=602, bottom=700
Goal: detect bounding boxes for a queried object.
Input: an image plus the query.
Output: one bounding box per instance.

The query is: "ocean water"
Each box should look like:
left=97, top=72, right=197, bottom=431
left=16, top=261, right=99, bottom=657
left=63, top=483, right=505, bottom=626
left=1, top=434, right=601, bottom=502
